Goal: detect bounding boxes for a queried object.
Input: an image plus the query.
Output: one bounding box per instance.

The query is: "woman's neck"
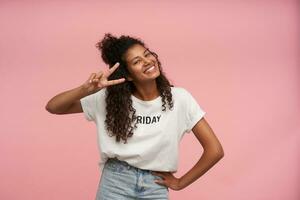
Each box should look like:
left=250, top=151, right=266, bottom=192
left=132, top=80, right=160, bottom=101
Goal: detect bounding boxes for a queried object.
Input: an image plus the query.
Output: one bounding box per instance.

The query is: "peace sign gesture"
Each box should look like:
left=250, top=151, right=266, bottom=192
left=82, top=62, right=126, bottom=94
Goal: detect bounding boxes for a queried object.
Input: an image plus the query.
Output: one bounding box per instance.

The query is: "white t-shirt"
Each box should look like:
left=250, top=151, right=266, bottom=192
left=80, top=86, right=206, bottom=173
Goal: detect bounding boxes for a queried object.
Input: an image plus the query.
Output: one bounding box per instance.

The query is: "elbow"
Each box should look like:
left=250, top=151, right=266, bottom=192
left=205, top=145, right=224, bottom=159
left=216, top=146, right=225, bottom=159
left=218, top=149, right=224, bottom=159
left=211, top=150, right=224, bottom=162
left=45, top=105, right=54, bottom=114
left=45, top=103, right=58, bottom=114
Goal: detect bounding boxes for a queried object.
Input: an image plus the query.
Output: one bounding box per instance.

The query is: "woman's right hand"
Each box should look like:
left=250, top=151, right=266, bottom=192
left=82, top=62, right=126, bottom=94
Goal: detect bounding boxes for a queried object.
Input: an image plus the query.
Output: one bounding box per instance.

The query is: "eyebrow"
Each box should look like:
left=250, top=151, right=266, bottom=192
left=130, top=49, right=149, bottom=62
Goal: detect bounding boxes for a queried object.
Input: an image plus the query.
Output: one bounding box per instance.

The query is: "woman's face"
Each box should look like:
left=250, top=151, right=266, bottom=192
left=124, top=44, right=160, bottom=83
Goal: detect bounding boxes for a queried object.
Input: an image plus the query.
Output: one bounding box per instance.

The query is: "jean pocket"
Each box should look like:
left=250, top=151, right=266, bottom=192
left=151, top=174, right=170, bottom=191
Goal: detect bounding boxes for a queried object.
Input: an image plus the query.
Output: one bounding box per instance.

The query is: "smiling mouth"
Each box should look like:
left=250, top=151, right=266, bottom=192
left=144, top=65, right=156, bottom=73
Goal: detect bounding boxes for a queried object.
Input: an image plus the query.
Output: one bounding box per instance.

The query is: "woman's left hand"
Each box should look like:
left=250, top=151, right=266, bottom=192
left=151, top=171, right=183, bottom=191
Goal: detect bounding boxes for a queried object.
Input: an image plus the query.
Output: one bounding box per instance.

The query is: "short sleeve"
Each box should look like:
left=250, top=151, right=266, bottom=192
left=183, top=89, right=206, bottom=133
left=80, top=92, right=98, bottom=121
left=80, top=88, right=107, bottom=122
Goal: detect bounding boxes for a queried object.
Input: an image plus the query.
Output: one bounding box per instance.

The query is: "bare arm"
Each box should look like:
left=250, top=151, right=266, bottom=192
left=152, top=117, right=224, bottom=191
left=45, top=85, right=88, bottom=114
left=45, top=62, right=126, bottom=115
left=178, top=117, right=224, bottom=189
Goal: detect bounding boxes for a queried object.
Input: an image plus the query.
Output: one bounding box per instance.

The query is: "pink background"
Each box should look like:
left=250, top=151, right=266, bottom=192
left=1, top=1, right=299, bottom=199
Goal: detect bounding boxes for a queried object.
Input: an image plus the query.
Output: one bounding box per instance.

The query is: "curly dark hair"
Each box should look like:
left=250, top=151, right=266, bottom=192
left=96, top=33, right=174, bottom=144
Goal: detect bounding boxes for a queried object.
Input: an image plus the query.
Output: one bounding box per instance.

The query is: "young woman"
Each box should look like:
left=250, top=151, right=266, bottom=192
left=46, top=33, right=224, bottom=200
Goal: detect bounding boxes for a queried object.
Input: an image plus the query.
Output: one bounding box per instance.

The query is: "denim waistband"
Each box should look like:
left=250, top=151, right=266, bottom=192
left=99, top=157, right=169, bottom=198
left=106, top=157, right=152, bottom=172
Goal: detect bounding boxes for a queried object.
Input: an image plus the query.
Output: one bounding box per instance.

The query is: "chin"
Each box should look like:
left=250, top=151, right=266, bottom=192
left=152, top=71, right=161, bottom=80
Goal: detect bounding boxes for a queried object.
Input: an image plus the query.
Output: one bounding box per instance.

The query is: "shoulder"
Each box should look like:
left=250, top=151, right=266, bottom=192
left=171, top=86, right=191, bottom=97
left=93, top=87, right=107, bottom=98
left=170, top=86, right=194, bottom=106
left=171, top=86, right=201, bottom=106
left=81, top=87, right=107, bottom=103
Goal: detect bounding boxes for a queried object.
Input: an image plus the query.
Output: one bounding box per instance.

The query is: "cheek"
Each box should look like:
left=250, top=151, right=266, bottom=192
left=126, top=65, right=135, bottom=73
left=127, top=66, right=141, bottom=78
left=129, top=64, right=142, bottom=72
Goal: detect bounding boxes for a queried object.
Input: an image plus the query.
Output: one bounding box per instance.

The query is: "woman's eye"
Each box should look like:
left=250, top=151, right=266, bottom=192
left=133, top=60, right=140, bottom=65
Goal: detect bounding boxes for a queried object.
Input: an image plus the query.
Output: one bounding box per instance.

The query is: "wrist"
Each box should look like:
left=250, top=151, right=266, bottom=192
left=79, top=84, right=92, bottom=96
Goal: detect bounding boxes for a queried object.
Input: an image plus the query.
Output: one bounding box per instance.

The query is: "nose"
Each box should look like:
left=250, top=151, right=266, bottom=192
left=142, top=57, right=153, bottom=66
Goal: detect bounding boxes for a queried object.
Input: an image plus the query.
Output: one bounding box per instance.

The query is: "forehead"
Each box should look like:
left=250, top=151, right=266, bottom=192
left=125, top=44, right=147, bottom=59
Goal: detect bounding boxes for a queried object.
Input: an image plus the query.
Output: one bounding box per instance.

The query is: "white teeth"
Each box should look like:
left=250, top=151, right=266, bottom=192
left=145, top=66, right=155, bottom=73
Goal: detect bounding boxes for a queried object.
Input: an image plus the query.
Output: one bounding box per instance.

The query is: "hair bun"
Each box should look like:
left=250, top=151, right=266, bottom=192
left=96, top=33, right=121, bottom=66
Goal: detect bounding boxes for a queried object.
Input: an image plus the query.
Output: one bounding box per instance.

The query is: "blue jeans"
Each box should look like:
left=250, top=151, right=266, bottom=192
left=96, top=157, right=169, bottom=200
